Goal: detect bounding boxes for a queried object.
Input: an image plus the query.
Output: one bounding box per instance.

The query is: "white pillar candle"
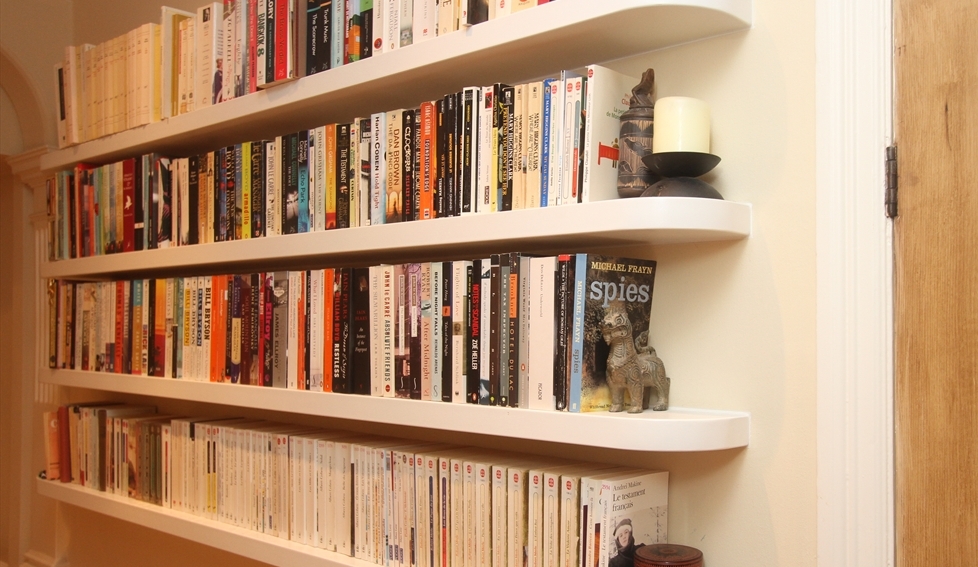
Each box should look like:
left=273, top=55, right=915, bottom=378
left=652, top=97, right=711, bottom=154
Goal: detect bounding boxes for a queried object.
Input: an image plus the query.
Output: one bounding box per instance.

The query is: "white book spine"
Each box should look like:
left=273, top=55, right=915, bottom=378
left=431, top=261, right=443, bottom=401
left=256, top=0, right=267, bottom=86
left=310, top=269, right=324, bottom=391
left=478, top=86, right=494, bottom=213
left=491, top=464, right=508, bottom=567
left=222, top=2, right=235, bottom=102
left=369, top=266, right=381, bottom=396
left=371, top=112, right=387, bottom=225
left=331, top=0, right=344, bottom=70
left=383, top=0, right=399, bottom=53
left=287, top=271, right=299, bottom=389
left=512, top=84, right=526, bottom=210
left=399, top=0, right=414, bottom=47
left=451, top=261, right=468, bottom=403
left=546, top=80, right=563, bottom=208
left=436, top=0, right=454, bottom=37
left=413, top=0, right=436, bottom=43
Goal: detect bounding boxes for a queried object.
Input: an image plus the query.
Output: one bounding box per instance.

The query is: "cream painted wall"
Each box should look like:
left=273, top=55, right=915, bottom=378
left=2, top=0, right=818, bottom=565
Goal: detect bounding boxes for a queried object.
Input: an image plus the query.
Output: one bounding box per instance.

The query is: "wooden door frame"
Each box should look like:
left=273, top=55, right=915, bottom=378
left=815, top=0, right=895, bottom=566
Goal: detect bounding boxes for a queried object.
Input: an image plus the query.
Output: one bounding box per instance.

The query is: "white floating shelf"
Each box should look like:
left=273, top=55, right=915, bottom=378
left=40, top=0, right=751, bottom=171
left=40, top=198, right=751, bottom=279
left=43, top=370, right=750, bottom=452
left=37, top=480, right=375, bottom=567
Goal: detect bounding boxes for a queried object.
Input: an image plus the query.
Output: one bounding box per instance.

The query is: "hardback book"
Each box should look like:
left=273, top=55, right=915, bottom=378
left=580, top=65, right=639, bottom=203
left=569, top=254, right=657, bottom=413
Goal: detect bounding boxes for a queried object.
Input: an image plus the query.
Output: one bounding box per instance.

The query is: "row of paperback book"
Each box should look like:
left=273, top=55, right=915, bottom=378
left=42, top=404, right=668, bottom=567
left=54, top=0, right=555, bottom=148
left=49, top=63, right=636, bottom=260
left=47, top=253, right=657, bottom=412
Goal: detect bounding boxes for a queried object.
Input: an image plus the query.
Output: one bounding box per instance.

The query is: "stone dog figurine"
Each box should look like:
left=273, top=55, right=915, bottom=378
left=601, top=303, right=670, bottom=413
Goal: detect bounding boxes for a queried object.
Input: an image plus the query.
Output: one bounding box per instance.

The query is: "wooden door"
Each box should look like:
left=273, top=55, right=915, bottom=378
left=894, top=0, right=978, bottom=564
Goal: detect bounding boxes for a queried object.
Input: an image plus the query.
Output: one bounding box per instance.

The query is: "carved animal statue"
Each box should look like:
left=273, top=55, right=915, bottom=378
left=601, top=303, right=670, bottom=413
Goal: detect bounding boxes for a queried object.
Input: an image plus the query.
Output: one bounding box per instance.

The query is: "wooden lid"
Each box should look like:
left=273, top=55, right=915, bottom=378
left=634, top=544, right=704, bottom=567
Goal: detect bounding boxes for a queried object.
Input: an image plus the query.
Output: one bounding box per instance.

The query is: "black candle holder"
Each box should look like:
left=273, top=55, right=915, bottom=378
left=640, top=151, right=724, bottom=200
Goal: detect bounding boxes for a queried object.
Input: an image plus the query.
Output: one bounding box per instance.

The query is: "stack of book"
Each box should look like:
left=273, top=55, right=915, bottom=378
left=48, top=252, right=657, bottom=413
left=54, top=0, right=556, bottom=148
left=49, top=64, right=637, bottom=260
left=42, top=405, right=668, bottom=567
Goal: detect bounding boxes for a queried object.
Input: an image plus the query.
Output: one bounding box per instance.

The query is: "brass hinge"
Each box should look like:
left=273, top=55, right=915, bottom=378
left=885, top=146, right=898, bottom=218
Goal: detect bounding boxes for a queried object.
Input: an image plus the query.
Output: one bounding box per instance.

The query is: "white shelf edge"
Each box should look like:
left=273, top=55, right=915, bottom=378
left=40, top=198, right=752, bottom=279
left=37, top=480, right=372, bottom=567
left=40, top=0, right=752, bottom=171
left=43, top=369, right=750, bottom=452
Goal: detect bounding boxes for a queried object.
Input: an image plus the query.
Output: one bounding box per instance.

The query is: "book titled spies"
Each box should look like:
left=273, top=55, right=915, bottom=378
left=567, top=254, right=657, bottom=413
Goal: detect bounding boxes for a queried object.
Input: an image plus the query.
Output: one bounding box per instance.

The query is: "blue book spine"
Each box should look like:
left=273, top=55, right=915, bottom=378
left=298, top=131, right=310, bottom=232
left=540, top=78, right=553, bottom=207
left=568, top=253, right=587, bottom=412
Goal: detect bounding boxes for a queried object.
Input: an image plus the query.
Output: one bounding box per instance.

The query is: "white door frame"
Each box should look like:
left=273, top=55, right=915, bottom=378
left=815, top=0, right=894, bottom=566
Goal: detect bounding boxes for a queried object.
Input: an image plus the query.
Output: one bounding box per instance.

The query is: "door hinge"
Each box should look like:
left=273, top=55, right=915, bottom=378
left=885, top=145, right=898, bottom=218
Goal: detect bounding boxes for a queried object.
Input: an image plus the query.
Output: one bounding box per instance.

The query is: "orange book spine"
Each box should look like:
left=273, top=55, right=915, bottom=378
left=419, top=101, right=437, bottom=220
left=210, top=275, right=227, bottom=382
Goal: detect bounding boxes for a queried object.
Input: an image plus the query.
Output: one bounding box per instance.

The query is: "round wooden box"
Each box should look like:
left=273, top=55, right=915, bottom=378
left=634, top=544, right=704, bottom=567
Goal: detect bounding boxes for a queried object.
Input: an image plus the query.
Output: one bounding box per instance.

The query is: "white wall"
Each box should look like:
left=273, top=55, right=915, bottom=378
left=0, top=0, right=819, bottom=565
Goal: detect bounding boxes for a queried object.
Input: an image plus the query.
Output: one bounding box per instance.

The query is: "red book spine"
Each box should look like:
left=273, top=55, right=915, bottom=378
left=115, top=282, right=124, bottom=373
left=58, top=405, right=71, bottom=482
left=211, top=276, right=226, bottom=382
left=248, top=0, right=258, bottom=93
left=296, top=271, right=306, bottom=390
left=274, top=0, right=288, bottom=80
left=122, top=159, right=135, bottom=252
left=322, top=268, right=334, bottom=392
left=419, top=102, right=437, bottom=220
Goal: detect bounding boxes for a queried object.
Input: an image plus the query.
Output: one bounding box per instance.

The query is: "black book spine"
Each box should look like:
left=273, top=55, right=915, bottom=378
left=467, top=0, right=488, bottom=25
left=336, top=123, right=351, bottom=229
left=499, top=253, right=511, bottom=406
left=488, top=254, right=500, bottom=406
left=401, top=109, right=415, bottom=222
left=133, top=161, right=144, bottom=250
left=360, top=3, right=372, bottom=60
left=576, top=76, right=588, bottom=202
left=413, top=109, right=422, bottom=221
left=188, top=155, right=200, bottom=245
left=265, top=0, right=276, bottom=83
left=501, top=86, right=515, bottom=212
left=554, top=255, right=570, bottom=410
left=336, top=267, right=352, bottom=393
left=507, top=252, right=520, bottom=408
left=148, top=163, right=159, bottom=249
left=441, top=262, right=453, bottom=402
left=307, top=0, right=320, bottom=77
left=251, top=142, right=265, bottom=237
left=466, top=260, right=480, bottom=404
left=435, top=98, right=446, bottom=218
left=147, top=278, right=157, bottom=376
left=445, top=92, right=457, bottom=217
left=408, top=264, right=421, bottom=400
left=249, top=273, right=260, bottom=385
left=284, top=133, right=299, bottom=234
left=461, top=90, right=474, bottom=214
left=352, top=267, right=371, bottom=395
